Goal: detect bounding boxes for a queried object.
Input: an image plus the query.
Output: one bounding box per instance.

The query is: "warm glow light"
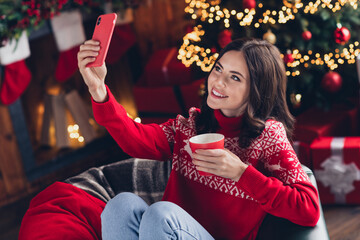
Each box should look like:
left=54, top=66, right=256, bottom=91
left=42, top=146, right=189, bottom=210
left=67, top=125, right=74, bottom=133
left=184, top=0, right=358, bottom=27
left=68, top=124, right=84, bottom=143
left=182, top=0, right=360, bottom=72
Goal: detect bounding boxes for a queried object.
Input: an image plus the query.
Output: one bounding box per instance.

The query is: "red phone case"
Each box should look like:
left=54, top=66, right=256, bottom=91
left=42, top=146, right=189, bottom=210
left=87, top=13, right=117, bottom=67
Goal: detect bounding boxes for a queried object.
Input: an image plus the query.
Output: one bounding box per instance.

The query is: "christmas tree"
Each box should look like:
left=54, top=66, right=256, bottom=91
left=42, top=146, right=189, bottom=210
left=178, top=0, right=360, bottom=114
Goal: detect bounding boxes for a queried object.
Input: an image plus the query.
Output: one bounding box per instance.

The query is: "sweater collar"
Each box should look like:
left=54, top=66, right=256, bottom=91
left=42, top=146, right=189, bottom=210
left=214, top=109, right=243, bottom=138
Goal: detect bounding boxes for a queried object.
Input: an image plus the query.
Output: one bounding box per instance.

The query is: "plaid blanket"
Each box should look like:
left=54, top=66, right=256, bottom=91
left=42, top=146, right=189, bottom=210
left=65, top=158, right=172, bottom=204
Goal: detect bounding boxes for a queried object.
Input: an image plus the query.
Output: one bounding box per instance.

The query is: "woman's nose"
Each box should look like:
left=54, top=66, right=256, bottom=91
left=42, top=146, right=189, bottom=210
left=214, top=75, right=226, bottom=87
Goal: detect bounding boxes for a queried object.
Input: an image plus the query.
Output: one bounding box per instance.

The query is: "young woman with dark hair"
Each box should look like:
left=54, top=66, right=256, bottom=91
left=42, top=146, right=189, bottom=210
left=77, top=38, right=320, bottom=240
left=196, top=38, right=294, bottom=148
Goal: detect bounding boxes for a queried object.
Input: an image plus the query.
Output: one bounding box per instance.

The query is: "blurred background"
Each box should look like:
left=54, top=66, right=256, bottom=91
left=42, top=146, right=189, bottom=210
left=0, top=0, right=360, bottom=239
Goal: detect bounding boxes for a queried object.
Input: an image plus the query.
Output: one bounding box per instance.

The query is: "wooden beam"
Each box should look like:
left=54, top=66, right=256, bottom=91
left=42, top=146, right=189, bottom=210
left=0, top=104, right=26, bottom=196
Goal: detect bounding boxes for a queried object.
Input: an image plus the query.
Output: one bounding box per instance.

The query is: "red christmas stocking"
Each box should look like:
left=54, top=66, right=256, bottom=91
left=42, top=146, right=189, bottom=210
left=103, top=4, right=136, bottom=65
left=51, top=10, right=85, bottom=82
left=0, top=60, right=32, bottom=105
left=106, top=24, right=136, bottom=64
left=106, top=24, right=137, bottom=65
left=0, top=31, right=31, bottom=105
left=55, top=45, right=80, bottom=82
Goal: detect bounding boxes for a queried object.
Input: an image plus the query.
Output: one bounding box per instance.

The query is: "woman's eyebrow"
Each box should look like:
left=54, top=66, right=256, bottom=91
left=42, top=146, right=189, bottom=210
left=217, top=62, right=224, bottom=69
left=230, top=70, right=245, bottom=79
left=217, top=62, right=246, bottom=79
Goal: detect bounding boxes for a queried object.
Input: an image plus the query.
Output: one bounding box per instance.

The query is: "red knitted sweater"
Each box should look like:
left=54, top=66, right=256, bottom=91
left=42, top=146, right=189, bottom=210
left=92, top=86, right=320, bottom=240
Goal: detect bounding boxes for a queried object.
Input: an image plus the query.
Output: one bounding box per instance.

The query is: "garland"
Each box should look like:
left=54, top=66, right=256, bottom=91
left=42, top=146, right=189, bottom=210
left=0, top=0, right=141, bottom=47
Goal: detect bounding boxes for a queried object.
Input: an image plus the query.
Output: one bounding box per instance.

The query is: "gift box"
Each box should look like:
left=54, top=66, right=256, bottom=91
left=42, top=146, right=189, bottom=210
left=133, top=79, right=204, bottom=124
left=312, top=137, right=360, bottom=204
left=292, top=141, right=312, bottom=169
left=139, top=48, right=193, bottom=87
left=294, top=104, right=358, bottom=144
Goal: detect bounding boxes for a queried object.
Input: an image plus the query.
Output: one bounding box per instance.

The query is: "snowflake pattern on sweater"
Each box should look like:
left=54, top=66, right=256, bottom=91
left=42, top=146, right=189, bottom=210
left=160, top=107, right=310, bottom=201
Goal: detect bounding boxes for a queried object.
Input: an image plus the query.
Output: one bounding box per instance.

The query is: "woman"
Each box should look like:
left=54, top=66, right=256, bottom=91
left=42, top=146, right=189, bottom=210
left=77, top=38, right=320, bottom=240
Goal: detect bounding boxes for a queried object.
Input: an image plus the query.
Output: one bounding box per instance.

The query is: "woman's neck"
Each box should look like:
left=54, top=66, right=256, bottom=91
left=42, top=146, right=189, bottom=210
left=214, top=109, right=243, bottom=138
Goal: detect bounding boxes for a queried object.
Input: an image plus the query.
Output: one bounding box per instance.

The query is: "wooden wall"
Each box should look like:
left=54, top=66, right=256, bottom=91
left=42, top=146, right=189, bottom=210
left=133, top=0, right=189, bottom=59
left=0, top=105, right=27, bottom=206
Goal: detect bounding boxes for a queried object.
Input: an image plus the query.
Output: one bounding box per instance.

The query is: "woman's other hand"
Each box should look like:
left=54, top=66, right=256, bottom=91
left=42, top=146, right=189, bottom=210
left=77, top=40, right=108, bottom=102
left=192, top=149, right=248, bottom=181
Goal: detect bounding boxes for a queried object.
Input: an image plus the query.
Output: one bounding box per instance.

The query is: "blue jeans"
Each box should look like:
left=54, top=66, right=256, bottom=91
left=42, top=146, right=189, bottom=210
left=101, top=192, right=214, bottom=240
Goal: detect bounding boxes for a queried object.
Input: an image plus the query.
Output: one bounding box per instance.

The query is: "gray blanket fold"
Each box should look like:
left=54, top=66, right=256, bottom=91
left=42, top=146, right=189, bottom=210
left=65, top=158, right=172, bottom=205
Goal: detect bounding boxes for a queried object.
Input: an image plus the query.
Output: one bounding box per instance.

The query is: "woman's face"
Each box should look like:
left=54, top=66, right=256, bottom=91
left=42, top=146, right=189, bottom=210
left=207, top=50, right=250, bottom=117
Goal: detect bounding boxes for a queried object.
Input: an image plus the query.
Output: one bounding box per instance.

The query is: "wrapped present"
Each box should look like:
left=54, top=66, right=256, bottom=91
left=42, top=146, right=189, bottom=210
left=312, top=137, right=360, bottom=204
left=293, top=141, right=311, bottom=169
left=140, top=48, right=193, bottom=87
left=294, top=104, right=358, bottom=144
left=133, top=79, right=204, bottom=124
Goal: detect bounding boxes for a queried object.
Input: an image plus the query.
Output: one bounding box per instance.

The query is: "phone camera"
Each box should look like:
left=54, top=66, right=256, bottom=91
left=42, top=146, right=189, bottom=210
left=97, top=17, right=101, bottom=25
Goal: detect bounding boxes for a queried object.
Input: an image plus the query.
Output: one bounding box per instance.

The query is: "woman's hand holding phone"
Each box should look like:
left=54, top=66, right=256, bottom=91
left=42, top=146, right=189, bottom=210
left=78, top=13, right=116, bottom=102
left=77, top=40, right=108, bottom=102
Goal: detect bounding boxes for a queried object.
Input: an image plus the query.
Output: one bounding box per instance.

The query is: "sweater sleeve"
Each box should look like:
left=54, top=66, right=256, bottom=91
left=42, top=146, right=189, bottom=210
left=236, top=121, right=320, bottom=227
left=92, top=85, right=172, bottom=161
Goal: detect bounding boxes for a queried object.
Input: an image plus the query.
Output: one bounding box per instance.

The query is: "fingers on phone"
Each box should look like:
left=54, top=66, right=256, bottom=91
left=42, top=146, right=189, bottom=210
left=80, top=44, right=100, bottom=52
left=84, top=39, right=100, bottom=45
left=78, top=40, right=100, bottom=68
left=78, top=52, right=97, bottom=69
left=80, top=57, right=96, bottom=69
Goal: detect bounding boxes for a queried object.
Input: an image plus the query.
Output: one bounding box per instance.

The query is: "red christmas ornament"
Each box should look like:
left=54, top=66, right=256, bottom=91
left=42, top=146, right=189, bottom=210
left=211, top=47, right=218, bottom=53
left=283, top=51, right=294, bottom=64
left=321, top=71, right=343, bottom=93
left=243, top=0, right=256, bottom=9
left=184, top=24, right=194, bottom=34
left=302, top=30, right=312, bottom=41
left=334, top=26, right=351, bottom=45
left=218, top=30, right=232, bottom=48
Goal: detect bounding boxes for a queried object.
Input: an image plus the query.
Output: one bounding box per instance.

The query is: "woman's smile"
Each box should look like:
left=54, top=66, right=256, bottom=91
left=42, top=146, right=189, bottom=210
left=210, top=88, right=228, bottom=98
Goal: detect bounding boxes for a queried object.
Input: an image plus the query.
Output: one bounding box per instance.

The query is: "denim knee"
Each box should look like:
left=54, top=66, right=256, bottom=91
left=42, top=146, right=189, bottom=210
left=143, top=201, right=179, bottom=221
left=139, top=202, right=178, bottom=238
left=102, top=192, right=138, bottom=217
left=102, top=192, right=149, bottom=240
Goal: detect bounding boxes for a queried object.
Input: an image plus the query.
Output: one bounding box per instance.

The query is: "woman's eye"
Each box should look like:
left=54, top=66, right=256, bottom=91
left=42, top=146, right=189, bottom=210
left=215, top=65, right=222, bottom=72
left=231, top=75, right=240, bottom=81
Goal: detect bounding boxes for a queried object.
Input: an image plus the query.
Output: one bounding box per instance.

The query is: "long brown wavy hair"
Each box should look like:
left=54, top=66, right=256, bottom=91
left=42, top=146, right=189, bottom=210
left=195, top=38, right=295, bottom=148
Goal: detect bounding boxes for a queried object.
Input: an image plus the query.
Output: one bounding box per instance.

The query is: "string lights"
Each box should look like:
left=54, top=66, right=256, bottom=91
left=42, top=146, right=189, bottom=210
left=185, top=0, right=358, bottom=27
left=68, top=124, right=84, bottom=143
left=178, top=25, right=219, bottom=72
left=285, top=42, right=360, bottom=76
left=180, top=0, right=360, bottom=73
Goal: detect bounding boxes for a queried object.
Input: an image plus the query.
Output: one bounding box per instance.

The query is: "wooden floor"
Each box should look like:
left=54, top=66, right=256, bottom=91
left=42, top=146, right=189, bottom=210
left=323, top=205, right=360, bottom=240
left=1, top=195, right=360, bottom=239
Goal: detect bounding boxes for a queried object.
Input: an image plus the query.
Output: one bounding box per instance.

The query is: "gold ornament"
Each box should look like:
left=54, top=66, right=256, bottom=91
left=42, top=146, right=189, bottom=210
left=283, top=0, right=301, bottom=8
left=263, top=29, right=276, bottom=44
left=209, top=0, right=221, bottom=5
left=290, top=93, right=302, bottom=108
left=198, top=83, right=206, bottom=97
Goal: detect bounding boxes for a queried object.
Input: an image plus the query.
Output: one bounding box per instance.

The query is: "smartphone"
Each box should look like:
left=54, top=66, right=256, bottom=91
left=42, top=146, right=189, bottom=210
left=87, top=13, right=117, bottom=67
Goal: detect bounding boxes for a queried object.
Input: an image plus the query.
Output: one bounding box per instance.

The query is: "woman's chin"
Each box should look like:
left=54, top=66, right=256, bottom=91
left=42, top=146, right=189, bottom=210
left=206, top=99, right=217, bottom=110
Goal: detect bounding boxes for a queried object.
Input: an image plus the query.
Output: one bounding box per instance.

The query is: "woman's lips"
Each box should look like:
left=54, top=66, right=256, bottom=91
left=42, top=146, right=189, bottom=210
left=211, top=88, right=228, bottom=98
